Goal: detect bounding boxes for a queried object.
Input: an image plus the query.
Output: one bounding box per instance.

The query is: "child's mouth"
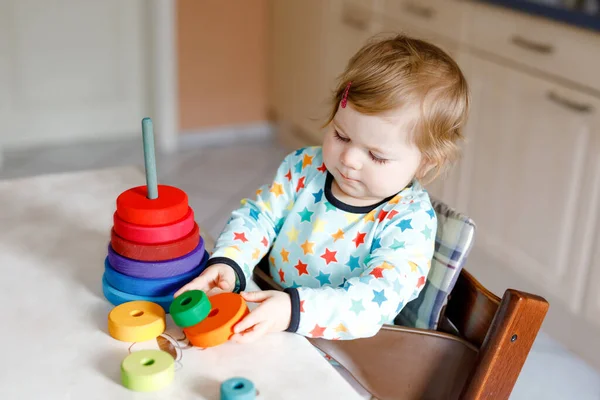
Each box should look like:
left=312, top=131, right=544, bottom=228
left=339, top=171, right=358, bottom=182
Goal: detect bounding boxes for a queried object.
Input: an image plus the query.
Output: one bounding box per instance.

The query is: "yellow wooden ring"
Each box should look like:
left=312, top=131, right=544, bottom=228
left=121, top=349, right=174, bottom=392
left=108, top=301, right=166, bottom=342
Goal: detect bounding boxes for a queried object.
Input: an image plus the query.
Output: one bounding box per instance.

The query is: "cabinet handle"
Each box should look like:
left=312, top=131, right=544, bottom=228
left=546, top=91, right=593, bottom=114
left=402, top=2, right=435, bottom=19
left=341, top=11, right=368, bottom=31
left=511, top=35, right=554, bottom=54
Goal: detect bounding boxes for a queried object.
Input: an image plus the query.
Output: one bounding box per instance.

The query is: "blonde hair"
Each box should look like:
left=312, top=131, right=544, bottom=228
left=324, top=34, right=470, bottom=184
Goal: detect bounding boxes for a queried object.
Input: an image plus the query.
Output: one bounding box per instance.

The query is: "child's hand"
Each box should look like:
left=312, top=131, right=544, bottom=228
left=230, top=290, right=292, bottom=343
left=173, top=263, right=236, bottom=297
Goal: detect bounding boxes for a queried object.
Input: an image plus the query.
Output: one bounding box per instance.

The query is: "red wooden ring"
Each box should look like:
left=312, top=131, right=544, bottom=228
left=116, top=185, right=188, bottom=226
left=111, top=223, right=200, bottom=261
left=113, top=207, right=195, bottom=244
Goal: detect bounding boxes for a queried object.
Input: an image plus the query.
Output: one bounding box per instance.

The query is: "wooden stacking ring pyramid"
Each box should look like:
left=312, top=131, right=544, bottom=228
left=102, top=117, right=209, bottom=313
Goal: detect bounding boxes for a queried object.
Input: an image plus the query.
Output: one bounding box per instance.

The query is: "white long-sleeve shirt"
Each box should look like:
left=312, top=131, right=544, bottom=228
left=206, top=146, right=436, bottom=340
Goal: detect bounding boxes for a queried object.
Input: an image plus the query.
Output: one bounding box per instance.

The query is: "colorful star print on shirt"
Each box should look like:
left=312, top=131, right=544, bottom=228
left=206, top=146, right=437, bottom=340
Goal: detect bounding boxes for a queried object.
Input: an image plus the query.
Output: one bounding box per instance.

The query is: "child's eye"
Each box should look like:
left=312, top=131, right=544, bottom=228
left=370, top=152, right=388, bottom=165
left=334, top=130, right=350, bottom=142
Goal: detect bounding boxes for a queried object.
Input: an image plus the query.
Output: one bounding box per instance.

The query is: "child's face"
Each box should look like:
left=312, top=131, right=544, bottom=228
left=322, top=103, right=423, bottom=206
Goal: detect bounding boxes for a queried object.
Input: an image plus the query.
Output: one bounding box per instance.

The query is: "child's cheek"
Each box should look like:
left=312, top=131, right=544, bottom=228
left=322, top=135, right=337, bottom=167
left=371, top=171, right=389, bottom=195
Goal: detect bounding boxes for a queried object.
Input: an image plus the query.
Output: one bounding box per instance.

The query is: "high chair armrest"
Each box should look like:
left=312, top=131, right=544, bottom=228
left=460, top=288, right=549, bottom=399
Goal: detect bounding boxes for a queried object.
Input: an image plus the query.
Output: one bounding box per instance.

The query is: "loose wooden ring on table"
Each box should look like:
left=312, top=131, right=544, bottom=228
left=121, top=349, right=174, bottom=392
left=110, top=223, right=200, bottom=261
left=220, top=377, right=256, bottom=400
left=184, top=293, right=249, bottom=348
left=108, top=300, right=166, bottom=342
left=116, top=184, right=189, bottom=226
left=113, top=207, right=195, bottom=244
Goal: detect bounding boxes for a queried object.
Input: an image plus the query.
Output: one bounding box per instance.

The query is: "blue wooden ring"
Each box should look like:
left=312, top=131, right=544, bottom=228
left=104, top=251, right=208, bottom=296
left=102, top=275, right=173, bottom=313
left=220, top=377, right=256, bottom=400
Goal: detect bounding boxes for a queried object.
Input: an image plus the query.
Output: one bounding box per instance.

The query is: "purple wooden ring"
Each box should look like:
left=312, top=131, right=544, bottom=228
left=107, top=236, right=205, bottom=278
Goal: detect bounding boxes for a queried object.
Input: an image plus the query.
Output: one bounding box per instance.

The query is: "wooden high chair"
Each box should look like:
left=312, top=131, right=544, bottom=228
left=251, top=199, right=549, bottom=400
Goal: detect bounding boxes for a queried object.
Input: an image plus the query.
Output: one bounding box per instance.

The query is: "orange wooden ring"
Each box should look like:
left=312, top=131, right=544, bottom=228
left=111, top=223, right=200, bottom=261
left=116, top=185, right=188, bottom=226
left=183, top=293, right=249, bottom=348
left=113, top=207, right=195, bottom=244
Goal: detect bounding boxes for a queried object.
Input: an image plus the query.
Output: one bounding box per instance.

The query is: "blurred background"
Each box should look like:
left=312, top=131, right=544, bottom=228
left=1, top=0, right=600, bottom=397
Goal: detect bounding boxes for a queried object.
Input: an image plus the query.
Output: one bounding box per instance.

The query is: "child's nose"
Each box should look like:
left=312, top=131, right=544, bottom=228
left=341, top=148, right=361, bottom=170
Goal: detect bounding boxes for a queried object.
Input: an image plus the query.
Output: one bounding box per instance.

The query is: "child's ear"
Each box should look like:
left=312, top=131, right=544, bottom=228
left=416, top=157, right=437, bottom=181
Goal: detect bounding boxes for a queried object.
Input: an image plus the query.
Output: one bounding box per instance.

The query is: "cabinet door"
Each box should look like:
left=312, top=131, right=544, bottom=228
left=581, top=112, right=600, bottom=328
left=266, top=0, right=297, bottom=122
left=268, top=0, right=329, bottom=145
left=296, top=0, right=383, bottom=144
left=325, top=0, right=382, bottom=92
left=288, top=0, right=328, bottom=143
left=462, top=55, right=600, bottom=312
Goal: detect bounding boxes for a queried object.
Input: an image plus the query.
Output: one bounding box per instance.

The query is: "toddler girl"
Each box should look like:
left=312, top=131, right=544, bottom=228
left=175, top=34, right=469, bottom=343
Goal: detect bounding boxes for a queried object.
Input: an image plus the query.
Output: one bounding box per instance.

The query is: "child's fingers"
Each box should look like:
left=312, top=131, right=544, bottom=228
left=217, top=278, right=233, bottom=292
left=173, top=273, right=213, bottom=297
left=173, top=281, right=195, bottom=298
left=240, top=290, right=270, bottom=303
left=231, top=321, right=269, bottom=343
left=233, top=306, right=266, bottom=333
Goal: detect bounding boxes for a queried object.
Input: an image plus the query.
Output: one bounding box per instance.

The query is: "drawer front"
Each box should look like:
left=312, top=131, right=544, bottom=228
left=382, top=16, right=458, bottom=57
left=464, top=3, right=600, bottom=92
left=382, top=0, right=465, bottom=42
left=344, top=0, right=378, bottom=12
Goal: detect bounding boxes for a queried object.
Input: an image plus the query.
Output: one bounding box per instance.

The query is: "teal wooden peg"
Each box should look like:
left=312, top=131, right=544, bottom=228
left=142, top=117, right=158, bottom=199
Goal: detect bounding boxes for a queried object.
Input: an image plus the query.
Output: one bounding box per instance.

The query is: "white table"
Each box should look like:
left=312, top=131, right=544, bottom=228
left=0, top=166, right=364, bottom=400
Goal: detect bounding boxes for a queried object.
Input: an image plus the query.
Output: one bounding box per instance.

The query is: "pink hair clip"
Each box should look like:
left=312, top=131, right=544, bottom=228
left=341, top=81, right=352, bottom=108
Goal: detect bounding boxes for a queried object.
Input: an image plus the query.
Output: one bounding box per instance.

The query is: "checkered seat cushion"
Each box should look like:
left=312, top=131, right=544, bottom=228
left=394, top=198, right=476, bottom=330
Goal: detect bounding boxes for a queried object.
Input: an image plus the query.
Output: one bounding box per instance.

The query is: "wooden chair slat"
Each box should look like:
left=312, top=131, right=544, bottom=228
left=443, top=268, right=501, bottom=347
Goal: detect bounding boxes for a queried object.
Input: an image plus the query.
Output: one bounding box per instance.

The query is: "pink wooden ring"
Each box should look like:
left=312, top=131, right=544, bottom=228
left=113, top=207, right=195, bottom=244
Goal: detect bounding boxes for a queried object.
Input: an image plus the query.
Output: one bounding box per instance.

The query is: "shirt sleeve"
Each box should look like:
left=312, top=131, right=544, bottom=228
left=207, top=150, right=302, bottom=291
left=284, top=205, right=437, bottom=339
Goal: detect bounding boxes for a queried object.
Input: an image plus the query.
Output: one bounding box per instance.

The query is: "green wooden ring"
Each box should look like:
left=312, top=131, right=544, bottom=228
left=169, top=290, right=211, bottom=328
left=121, top=349, right=174, bottom=392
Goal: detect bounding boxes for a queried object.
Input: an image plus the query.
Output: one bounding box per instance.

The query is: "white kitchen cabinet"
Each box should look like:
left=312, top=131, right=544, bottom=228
left=459, top=54, right=600, bottom=315
left=465, top=2, right=600, bottom=93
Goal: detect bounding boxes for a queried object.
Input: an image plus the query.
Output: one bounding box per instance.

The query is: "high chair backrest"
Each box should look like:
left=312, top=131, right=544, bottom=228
left=395, top=198, right=476, bottom=330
